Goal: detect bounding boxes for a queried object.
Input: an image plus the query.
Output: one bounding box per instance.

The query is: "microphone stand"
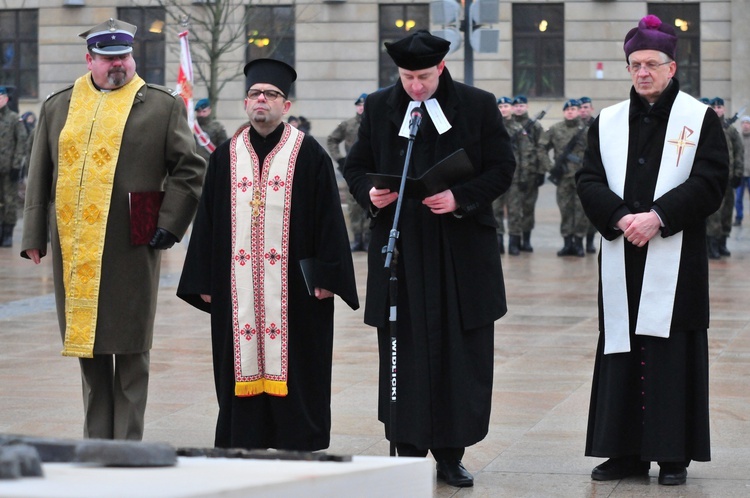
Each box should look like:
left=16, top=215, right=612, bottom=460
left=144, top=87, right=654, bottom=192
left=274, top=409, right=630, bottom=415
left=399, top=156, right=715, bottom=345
left=384, top=110, right=421, bottom=457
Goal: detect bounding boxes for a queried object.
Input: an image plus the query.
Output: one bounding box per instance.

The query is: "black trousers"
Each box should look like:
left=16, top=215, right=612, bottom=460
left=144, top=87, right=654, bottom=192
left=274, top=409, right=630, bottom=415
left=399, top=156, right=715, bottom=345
left=396, top=442, right=464, bottom=462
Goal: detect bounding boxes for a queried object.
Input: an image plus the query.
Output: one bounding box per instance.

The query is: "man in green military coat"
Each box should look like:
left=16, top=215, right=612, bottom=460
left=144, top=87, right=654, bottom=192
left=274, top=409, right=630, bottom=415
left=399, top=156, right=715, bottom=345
left=21, top=19, right=205, bottom=440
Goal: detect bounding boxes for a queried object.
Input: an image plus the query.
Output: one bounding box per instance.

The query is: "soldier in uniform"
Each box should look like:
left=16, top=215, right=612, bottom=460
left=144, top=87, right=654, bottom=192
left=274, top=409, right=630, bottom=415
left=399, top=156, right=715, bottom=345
left=539, top=99, right=588, bottom=257
left=194, top=98, right=228, bottom=163
left=706, top=97, right=744, bottom=257
left=0, top=86, right=28, bottom=247
left=328, top=93, right=368, bottom=251
left=495, top=96, right=536, bottom=255
left=579, top=96, right=598, bottom=254
left=512, top=95, right=545, bottom=252
left=735, top=116, right=750, bottom=226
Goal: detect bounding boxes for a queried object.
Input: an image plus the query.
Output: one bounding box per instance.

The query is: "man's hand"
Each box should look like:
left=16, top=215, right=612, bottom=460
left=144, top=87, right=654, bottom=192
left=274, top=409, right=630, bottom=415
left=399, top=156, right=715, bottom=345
left=621, top=211, right=661, bottom=247
left=369, top=187, right=398, bottom=210
left=25, top=249, right=41, bottom=264
left=314, top=288, right=334, bottom=300
left=149, top=228, right=178, bottom=250
left=200, top=294, right=211, bottom=303
left=423, top=190, right=457, bottom=214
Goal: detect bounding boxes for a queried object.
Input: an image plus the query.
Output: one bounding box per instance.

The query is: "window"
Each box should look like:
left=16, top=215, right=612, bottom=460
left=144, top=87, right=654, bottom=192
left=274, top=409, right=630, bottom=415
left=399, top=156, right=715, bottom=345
left=512, top=4, right=564, bottom=98
left=0, top=9, right=38, bottom=100
left=648, top=3, right=700, bottom=97
left=379, top=4, right=430, bottom=88
left=246, top=5, right=295, bottom=96
left=118, top=7, right=166, bottom=85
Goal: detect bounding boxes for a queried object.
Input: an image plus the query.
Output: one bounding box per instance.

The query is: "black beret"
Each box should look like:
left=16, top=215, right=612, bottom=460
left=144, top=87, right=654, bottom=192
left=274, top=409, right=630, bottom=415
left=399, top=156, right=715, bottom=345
left=384, top=30, right=450, bottom=71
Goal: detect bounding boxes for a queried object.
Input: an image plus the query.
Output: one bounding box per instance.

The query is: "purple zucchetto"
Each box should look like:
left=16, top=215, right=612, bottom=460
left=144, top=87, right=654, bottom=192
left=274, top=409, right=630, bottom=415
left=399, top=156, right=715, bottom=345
left=623, top=15, right=677, bottom=62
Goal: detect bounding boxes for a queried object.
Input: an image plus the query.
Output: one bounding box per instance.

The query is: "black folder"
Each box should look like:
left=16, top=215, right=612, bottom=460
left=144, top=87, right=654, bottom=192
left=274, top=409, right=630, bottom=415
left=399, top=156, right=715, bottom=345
left=299, top=258, right=316, bottom=296
left=366, top=148, right=474, bottom=200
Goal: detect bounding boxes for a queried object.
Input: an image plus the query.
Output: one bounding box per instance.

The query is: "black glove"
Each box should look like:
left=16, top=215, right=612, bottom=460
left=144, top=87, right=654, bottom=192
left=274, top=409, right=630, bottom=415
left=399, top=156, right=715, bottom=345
left=730, top=175, right=742, bottom=188
left=337, top=157, right=346, bottom=172
left=9, top=168, right=20, bottom=183
left=149, top=228, right=178, bottom=250
left=535, top=173, right=545, bottom=187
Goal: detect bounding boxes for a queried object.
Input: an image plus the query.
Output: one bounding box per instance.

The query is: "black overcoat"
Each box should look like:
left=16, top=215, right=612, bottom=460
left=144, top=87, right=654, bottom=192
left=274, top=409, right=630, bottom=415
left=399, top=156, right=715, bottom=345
left=344, top=68, right=516, bottom=449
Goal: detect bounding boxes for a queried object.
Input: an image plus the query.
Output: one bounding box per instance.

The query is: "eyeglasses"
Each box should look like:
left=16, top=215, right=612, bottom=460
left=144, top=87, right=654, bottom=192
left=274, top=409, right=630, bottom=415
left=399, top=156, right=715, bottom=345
left=246, top=89, right=286, bottom=101
left=626, top=61, right=671, bottom=74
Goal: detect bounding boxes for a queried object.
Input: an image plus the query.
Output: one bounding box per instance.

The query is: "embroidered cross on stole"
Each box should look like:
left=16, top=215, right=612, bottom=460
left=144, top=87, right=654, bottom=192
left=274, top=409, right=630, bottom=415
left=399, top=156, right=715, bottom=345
left=230, top=123, right=302, bottom=396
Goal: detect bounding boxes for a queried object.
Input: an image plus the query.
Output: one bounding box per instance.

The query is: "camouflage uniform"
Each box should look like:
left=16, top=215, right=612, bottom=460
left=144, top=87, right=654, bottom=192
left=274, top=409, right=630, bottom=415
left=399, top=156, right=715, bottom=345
left=538, top=117, right=588, bottom=255
left=706, top=121, right=743, bottom=257
left=582, top=116, right=598, bottom=253
left=327, top=113, right=366, bottom=250
left=513, top=111, right=545, bottom=251
left=493, top=115, right=537, bottom=254
left=195, top=115, right=228, bottom=163
left=0, top=104, right=28, bottom=246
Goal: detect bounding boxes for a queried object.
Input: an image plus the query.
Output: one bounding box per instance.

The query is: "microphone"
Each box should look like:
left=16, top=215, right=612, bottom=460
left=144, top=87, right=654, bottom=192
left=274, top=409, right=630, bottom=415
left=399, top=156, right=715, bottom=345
left=409, top=107, right=422, bottom=138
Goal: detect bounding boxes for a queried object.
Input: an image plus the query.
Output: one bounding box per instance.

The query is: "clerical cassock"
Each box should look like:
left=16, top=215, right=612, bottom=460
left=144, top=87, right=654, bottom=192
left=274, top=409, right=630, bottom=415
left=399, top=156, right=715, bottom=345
left=178, top=122, right=359, bottom=451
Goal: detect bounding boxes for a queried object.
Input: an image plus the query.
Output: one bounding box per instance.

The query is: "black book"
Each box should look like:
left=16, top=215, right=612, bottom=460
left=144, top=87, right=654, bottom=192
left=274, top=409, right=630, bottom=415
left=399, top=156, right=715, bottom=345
left=366, top=148, right=474, bottom=200
left=299, top=258, right=316, bottom=296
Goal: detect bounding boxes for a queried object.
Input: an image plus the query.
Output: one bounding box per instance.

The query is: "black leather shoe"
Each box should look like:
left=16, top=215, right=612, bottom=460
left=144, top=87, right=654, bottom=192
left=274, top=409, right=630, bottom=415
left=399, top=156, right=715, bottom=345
left=591, top=457, right=650, bottom=481
left=658, top=463, right=687, bottom=485
left=436, top=460, right=474, bottom=487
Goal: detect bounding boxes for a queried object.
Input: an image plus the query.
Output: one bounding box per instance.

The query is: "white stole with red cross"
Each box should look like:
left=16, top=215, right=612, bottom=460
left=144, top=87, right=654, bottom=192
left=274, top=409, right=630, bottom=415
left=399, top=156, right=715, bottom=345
left=598, top=91, right=707, bottom=354
left=230, top=123, right=302, bottom=395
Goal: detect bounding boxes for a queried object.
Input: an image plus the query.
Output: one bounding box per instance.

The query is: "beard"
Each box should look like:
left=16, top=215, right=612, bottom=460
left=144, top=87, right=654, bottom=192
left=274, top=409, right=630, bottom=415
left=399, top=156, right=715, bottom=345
left=107, top=69, right=127, bottom=88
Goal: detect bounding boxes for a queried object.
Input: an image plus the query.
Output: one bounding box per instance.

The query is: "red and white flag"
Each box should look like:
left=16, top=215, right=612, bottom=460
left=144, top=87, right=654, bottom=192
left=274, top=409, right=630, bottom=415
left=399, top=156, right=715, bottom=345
left=176, top=31, right=215, bottom=153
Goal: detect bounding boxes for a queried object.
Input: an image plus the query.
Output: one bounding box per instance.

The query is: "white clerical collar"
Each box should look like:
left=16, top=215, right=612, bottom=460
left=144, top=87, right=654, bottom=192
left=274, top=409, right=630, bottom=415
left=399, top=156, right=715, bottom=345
left=399, top=99, right=452, bottom=138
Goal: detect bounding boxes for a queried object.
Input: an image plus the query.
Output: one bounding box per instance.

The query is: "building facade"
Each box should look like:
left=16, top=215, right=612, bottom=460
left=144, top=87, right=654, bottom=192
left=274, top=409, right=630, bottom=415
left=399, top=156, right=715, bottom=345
left=2, top=0, right=748, bottom=141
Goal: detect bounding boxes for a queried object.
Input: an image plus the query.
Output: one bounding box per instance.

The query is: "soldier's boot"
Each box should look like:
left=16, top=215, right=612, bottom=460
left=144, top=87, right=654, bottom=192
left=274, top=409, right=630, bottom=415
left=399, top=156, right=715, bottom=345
left=573, top=236, right=585, bottom=257
left=350, top=233, right=364, bottom=252
left=586, top=233, right=597, bottom=254
left=520, top=231, right=533, bottom=252
left=508, top=235, right=521, bottom=256
left=497, top=234, right=505, bottom=254
left=707, top=237, right=721, bottom=260
left=718, top=236, right=731, bottom=257
left=557, top=236, right=574, bottom=257
left=1, top=224, right=13, bottom=248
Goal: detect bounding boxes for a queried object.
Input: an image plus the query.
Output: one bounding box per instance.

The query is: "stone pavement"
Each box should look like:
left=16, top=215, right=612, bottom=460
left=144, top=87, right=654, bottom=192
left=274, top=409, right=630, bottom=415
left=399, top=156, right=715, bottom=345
left=1, top=187, right=749, bottom=497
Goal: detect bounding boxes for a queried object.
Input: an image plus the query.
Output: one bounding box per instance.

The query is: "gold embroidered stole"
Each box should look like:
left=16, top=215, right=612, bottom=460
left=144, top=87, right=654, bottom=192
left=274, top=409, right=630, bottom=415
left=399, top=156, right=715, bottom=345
left=231, top=123, right=302, bottom=397
left=57, top=73, right=145, bottom=358
left=598, top=92, right=707, bottom=354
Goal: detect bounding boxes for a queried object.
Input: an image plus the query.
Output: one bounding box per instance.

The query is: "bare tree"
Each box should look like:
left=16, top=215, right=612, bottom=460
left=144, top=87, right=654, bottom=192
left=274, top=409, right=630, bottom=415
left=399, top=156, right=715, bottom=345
left=132, top=0, right=299, bottom=115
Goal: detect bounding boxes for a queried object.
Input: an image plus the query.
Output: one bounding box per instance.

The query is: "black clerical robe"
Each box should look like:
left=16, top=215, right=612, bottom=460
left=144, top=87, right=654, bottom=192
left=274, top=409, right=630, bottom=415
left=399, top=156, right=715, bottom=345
left=577, top=80, right=727, bottom=463
left=178, top=123, right=359, bottom=451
